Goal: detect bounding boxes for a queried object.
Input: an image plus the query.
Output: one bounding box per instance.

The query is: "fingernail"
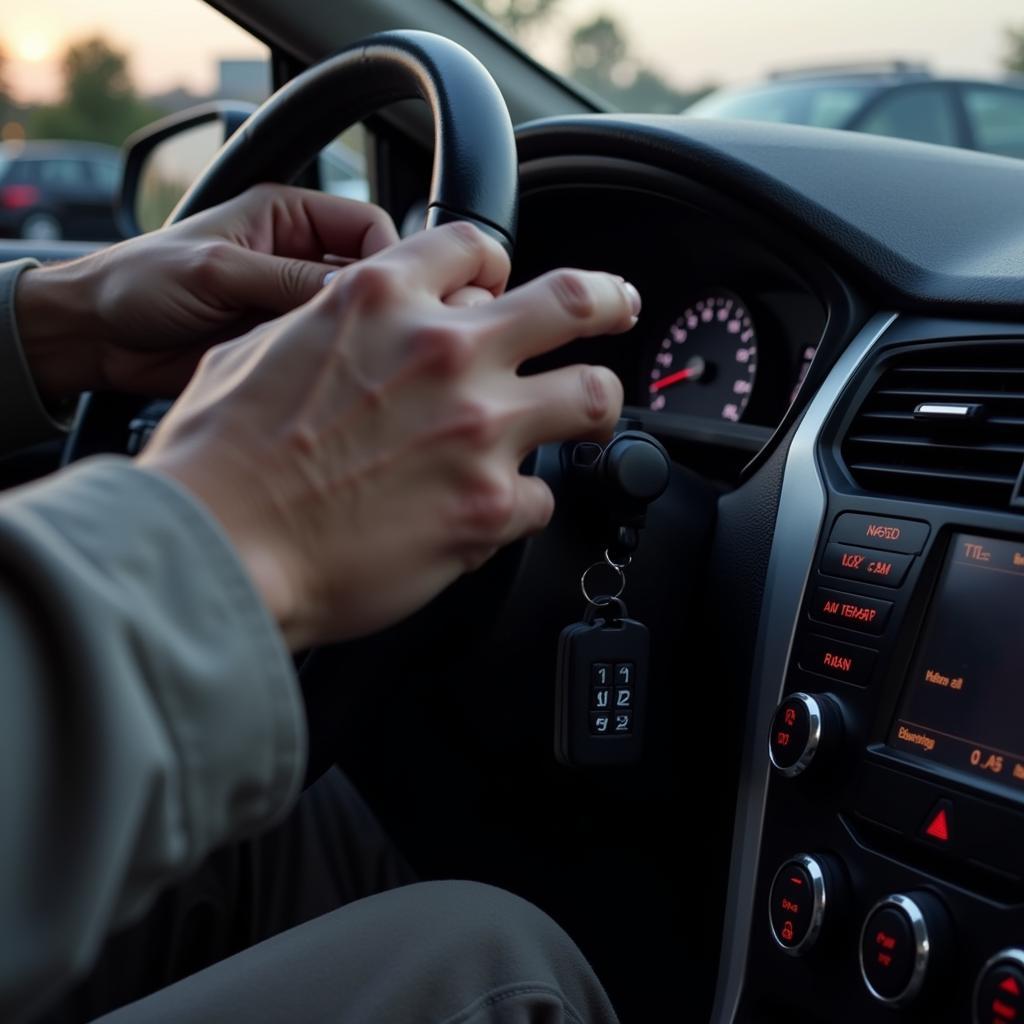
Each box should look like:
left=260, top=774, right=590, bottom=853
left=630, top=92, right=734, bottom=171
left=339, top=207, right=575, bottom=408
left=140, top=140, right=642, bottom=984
left=622, top=281, right=642, bottom=317
left=323, top=271, right=338, bottom=286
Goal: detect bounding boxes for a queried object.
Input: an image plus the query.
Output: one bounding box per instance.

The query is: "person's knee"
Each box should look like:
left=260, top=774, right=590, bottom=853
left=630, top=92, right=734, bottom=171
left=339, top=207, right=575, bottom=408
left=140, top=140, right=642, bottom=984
left=356, top=881, right=617, bottom=1021
left=398, top=880, right=578, bottom=973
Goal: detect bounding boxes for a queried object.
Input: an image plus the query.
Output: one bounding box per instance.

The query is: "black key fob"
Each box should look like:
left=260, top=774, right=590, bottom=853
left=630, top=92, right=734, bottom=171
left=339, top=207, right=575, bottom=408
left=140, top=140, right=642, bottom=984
left=555, top=598, right=648, bottom=766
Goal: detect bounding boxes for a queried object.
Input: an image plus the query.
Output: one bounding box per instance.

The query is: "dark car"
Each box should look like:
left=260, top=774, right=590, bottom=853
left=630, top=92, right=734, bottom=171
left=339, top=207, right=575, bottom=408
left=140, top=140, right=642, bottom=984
left=685, top=62, right=1024, bottom=158
left=0, top=140, right=122, bottom=242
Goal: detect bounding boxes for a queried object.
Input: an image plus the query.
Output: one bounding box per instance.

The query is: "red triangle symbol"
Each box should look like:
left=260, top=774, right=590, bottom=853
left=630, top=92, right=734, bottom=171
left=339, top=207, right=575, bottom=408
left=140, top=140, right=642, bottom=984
left=925, top=808, right=950, bottom=842
left=1000, top=976, right=1022, bottom=996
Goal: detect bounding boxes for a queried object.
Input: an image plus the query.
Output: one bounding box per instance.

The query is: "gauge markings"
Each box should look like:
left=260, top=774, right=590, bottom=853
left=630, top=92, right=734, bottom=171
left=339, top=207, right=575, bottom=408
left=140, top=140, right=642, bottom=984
left=646, top=290, right=758, bottom=422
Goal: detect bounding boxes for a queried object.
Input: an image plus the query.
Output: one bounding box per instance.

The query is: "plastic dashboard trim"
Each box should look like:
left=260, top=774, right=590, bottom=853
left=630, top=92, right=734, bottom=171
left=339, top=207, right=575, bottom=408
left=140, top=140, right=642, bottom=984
left=710, top=310, right=898, bottom=1023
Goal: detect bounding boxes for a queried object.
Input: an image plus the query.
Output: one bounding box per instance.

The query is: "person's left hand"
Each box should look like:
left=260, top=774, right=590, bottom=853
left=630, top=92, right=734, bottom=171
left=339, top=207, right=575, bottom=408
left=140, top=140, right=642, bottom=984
left=15, top=184, right=401, bottom=401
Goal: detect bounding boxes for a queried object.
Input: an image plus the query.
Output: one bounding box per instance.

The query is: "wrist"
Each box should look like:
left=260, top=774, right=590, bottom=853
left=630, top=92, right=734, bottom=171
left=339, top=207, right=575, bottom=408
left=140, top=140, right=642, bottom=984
left=15, top=260, right=104, bottom=401
left=139, top=451, right=307, bottom=650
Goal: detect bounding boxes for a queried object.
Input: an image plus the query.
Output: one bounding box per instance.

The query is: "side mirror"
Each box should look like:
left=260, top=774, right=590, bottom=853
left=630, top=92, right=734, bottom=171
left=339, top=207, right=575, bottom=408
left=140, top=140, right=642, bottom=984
left=118, top=102, right=256, bottom=237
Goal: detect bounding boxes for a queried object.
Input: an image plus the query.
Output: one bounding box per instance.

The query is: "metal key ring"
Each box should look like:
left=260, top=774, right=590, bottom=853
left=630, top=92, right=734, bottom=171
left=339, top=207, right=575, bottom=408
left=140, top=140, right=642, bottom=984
left=604, top=549, right=632, bottom=571
left=580, top=560, right=626, bottom=605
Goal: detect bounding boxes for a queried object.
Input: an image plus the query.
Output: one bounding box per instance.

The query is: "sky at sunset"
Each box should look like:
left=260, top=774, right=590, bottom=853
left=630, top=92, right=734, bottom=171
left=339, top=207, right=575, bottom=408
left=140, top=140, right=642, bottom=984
left=4, top=0, right=1023, bottom=104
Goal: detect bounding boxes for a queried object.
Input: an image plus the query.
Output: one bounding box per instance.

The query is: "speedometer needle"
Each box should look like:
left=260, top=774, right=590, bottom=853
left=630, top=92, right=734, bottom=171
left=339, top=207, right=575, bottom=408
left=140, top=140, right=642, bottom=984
left=649, top=356, right=707, bottom=392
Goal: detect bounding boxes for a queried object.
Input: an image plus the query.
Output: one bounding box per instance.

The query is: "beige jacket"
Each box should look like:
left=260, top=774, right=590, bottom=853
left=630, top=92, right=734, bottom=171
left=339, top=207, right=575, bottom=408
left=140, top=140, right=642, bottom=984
left=0, top=259, right=306, bottom=1021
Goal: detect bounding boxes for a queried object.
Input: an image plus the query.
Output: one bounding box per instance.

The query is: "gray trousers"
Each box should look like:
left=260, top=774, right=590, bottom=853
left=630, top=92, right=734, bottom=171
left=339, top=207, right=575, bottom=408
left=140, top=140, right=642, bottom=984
left=44, top=770, right=619, bottom=1024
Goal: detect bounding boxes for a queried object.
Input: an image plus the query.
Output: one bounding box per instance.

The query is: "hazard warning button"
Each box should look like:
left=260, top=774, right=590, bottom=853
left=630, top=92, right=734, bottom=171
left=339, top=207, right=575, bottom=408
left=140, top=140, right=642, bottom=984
left=921, top=799, right=953, bottom=845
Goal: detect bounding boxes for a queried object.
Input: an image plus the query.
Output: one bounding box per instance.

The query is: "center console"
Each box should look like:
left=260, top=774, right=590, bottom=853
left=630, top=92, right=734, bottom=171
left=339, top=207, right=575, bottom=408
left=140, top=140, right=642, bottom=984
left=717, top=314, right=1024, bottom=1023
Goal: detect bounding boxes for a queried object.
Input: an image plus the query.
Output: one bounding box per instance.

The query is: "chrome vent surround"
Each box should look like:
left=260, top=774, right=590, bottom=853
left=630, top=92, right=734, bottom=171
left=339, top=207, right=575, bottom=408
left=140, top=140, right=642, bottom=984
left=840, top=340, right=1024, bottom=510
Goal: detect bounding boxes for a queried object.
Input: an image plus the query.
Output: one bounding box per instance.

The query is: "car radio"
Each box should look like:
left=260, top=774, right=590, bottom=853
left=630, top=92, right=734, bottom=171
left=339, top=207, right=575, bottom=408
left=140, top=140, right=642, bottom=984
left=746, top=506, right=1024, bottom=1023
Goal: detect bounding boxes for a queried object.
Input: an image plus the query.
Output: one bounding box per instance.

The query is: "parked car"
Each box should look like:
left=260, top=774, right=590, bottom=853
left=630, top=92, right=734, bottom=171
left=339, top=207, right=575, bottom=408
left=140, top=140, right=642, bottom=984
left=684, top=62, right=1024, bottom=158
left=0, top=140, right=122, bottom=241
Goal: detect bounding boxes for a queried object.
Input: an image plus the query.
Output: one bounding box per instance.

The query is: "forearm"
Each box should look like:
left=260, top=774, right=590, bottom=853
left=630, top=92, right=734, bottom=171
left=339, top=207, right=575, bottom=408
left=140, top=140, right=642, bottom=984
left=0, top=457, right=307, bottom=1022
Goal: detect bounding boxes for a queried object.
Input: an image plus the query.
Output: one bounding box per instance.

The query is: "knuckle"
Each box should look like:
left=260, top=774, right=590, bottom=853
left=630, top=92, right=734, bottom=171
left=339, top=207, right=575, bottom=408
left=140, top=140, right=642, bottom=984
left=548, top=269, right=595, bottom=320
left=447, top=397, right=501, bottom=449
left=458, top=470, right=516, bottom=538
left=409, top=324, right=473, bottom=376
left=191, top=240, right=235, bottom=288
left=580, top=365, right=622, bottom=424
left=445, top=220, right=488, bottom=257
left=276, top=257, right=308, bottom=299
left=340, top=262, right=400, bottom=309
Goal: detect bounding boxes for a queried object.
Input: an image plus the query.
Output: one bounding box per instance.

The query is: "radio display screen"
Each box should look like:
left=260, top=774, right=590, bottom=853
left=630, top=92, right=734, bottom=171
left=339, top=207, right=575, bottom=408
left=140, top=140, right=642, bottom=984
left=888, top=533, right=1024, bottom=794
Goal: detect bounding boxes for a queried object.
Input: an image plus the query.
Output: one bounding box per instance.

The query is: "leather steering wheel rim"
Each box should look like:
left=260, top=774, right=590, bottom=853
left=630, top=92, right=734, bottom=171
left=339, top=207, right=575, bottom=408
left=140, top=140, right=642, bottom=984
left=167, top=29, right=518, bottom=252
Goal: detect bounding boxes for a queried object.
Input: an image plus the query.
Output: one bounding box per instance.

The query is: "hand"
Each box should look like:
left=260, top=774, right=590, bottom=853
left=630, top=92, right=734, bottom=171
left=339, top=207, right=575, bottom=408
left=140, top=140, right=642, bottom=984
left=139, top=222, right=641, bottom=649
left=14, top=184, right=399, bottom=401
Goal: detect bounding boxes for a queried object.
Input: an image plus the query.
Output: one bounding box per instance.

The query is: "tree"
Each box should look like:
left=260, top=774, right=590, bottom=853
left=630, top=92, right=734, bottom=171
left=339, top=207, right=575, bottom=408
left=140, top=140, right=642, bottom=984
left=27, top=37, right=158, bottom=145
left=465, top=0, right=561, bottom=35
left=568, top=15, right=707, bottom=113
left=1006, top=24, right=1024, bottom=74
left=0, top=46, right=12, bottom=123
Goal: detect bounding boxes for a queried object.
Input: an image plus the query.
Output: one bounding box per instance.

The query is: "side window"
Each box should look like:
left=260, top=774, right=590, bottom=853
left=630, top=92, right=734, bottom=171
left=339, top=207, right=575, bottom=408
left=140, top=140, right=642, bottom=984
left=853, top=86, right=958, bottom=147
left=962, top=87, right=1024, bottom=159
left=5, top=1, right=270, bottom=241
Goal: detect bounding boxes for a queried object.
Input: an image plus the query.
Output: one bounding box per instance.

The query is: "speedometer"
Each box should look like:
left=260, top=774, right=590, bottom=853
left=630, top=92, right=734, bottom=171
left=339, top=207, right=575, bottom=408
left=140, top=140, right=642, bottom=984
left=646, top=290, right=758, bottom=422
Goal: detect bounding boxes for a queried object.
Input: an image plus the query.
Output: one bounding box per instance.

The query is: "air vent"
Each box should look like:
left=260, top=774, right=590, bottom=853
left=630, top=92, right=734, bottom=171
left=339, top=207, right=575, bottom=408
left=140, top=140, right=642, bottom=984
left=840, top=340, right=1024, bottom=510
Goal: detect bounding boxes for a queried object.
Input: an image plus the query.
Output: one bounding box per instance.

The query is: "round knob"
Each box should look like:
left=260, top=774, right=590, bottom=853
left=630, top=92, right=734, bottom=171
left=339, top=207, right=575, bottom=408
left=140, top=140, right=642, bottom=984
left=601, top=434, right=670, bottom=502
left=768, top=692, right=840, bottom=778
left=974, top=949, right=1024, bottom=1024
left=860, top=892, right=949, bottom=1007
left=768, top=854, right=830, bottom=956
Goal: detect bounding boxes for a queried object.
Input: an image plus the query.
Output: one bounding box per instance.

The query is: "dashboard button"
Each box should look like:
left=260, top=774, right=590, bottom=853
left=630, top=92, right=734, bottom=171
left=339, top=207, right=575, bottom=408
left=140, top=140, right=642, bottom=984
left=920, top=799, right=952, bottom=845
left=769, top=693, right=816, bottom=776
left=820, top=542, right=913, bottom=587
left=860, top=893, right=947, bottom=1006
left=974, top=950, right=1024, bottom=1024
left=799, top=633, right=876, bottom=686
left=768, top=692, right=842, bottom=777
left=830, top=513, right=930, bottom=554
left=808, top=587, right=892, bottom=635
left=768, top=855, right=828, bottom=956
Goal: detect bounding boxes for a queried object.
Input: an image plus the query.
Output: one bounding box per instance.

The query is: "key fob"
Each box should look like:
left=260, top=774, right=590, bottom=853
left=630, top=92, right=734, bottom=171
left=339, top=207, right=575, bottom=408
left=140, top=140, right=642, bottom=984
left=555, top=599, right=648, bottom=766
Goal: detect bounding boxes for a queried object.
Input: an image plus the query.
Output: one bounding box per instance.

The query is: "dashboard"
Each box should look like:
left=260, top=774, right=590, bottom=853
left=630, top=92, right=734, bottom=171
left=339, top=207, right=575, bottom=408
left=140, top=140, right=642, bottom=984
left=510, top=117, right=1024, bottom=1023
left=514, top=176, right=827, bottom=475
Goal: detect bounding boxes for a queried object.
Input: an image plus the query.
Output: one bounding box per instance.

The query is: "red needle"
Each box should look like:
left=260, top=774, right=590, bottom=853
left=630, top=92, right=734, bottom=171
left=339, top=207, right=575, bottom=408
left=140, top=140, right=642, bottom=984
left=650, top=367, right=697, bottom=392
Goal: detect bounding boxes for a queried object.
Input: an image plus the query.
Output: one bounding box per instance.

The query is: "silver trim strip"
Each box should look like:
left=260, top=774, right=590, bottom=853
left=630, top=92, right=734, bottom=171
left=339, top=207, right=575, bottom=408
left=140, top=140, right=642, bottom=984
left=859, top=893, right=931, bottom=1005
left=710, top=312, right=898, bottom=1023
left=914, top=402, right=976, bottom=418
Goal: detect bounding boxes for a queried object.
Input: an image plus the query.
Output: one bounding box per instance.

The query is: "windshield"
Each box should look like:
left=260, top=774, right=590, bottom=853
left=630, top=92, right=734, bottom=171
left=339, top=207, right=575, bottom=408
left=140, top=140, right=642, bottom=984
left=465, top=1, right=1024, bottom=115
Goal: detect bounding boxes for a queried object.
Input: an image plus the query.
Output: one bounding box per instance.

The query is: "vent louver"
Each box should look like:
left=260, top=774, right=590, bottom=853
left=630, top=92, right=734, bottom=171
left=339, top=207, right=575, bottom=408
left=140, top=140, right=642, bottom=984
left=840, top=340, right=1024, bottom=510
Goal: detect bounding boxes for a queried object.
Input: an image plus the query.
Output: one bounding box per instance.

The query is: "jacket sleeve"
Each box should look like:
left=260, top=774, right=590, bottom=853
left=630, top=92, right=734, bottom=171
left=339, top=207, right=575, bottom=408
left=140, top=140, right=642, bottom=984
left=0, top=259, right=70, bottom=454
left=0, top=456, right=308, bottom=1023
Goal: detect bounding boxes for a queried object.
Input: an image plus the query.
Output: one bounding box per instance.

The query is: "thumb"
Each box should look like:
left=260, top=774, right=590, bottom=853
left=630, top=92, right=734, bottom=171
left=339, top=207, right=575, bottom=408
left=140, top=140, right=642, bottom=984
left=214, top=248, right=336, bottom=315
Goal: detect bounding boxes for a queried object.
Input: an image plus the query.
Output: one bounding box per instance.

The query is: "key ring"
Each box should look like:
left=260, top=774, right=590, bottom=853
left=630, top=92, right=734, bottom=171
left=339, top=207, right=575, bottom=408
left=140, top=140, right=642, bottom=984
left=581, top=547, right=628, bottom=605
left=604, top=549, right=631, bottom=571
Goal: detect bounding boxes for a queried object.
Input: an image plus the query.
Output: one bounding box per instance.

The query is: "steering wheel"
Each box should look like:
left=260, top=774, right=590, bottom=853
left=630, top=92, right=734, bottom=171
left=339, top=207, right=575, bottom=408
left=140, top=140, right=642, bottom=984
left=168, top=30, right=518, bottom=251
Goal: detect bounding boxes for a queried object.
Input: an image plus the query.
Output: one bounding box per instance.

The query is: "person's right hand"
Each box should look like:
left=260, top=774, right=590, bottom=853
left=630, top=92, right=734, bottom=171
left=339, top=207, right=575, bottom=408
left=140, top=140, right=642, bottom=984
left=138, top=222, right=640, bottom=650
